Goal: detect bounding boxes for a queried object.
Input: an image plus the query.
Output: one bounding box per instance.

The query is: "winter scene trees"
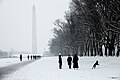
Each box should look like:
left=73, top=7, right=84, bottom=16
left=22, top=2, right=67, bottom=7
left=0, top=0, right=120, bottom=80
left=49, top=0, right=120, bottom=57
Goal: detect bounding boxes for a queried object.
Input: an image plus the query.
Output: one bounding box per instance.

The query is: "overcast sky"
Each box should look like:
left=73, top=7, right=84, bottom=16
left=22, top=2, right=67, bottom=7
left=0, top=0, right=70, bottom=53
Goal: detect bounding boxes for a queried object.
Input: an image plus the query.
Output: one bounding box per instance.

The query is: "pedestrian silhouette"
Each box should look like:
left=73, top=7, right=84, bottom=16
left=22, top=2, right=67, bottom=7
left=35, top=55, right=36, bottom=59
left=58, top=53, right=62, bottom=69
left=31, top=55, right=32, bottom=60
left=67, top=55, right=72, bottom=69
left=73, top=54, right=79, bottom=69
left=116, top=51, right=119, bottom=57
left=20, top=54, right=22, bottom=61
left=27, top=55, right=29, bottom=60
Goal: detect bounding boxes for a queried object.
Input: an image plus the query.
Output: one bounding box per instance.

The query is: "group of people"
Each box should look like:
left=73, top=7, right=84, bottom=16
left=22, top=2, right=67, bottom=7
left=19, top=54, right=41, bottom=61
left=27, top=55, right=41, bottom=60
left=58, top=53, right=79, bottom=69
left=58, top=53, right=100, bottom=69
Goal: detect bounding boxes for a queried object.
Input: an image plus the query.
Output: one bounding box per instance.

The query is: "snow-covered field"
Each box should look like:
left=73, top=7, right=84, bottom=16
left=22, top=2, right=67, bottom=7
left=0, top=57, right=28, bottom=68
left=1, top=56, right=120, bottom=80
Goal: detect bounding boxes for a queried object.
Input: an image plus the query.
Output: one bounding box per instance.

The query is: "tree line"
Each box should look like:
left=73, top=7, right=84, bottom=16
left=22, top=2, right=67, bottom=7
left=49, top=0, right=120, bottom=56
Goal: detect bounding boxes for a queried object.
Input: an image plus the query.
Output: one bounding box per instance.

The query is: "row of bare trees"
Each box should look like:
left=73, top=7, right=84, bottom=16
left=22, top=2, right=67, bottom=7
left=49, top=0, right=120, bottom=56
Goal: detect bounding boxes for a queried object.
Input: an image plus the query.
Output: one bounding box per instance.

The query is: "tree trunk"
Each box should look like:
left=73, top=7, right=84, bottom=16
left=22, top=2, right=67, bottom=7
left=88, top=46, right=89, bottom=56
left=94, top=48, right=96, bottom=56
left=91, top=47, right=93, bottom=56
left=108, top=44, right=112, bottom=56
left=105, top=47, right=107, bottom=56
left=98, top=44, right=103, bottom=56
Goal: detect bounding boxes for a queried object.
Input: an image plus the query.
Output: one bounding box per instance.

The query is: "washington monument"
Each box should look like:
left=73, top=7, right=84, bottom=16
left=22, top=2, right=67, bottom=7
left=32, top=4, right=37, bottom=54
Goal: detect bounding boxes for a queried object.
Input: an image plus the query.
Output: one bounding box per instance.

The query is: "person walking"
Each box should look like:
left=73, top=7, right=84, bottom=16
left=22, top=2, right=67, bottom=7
left=27, top=55, right=29, bottom=60
left=73, top=54, right=79, bottom=69
left=31, top=55, right=32, bottom=60
left=67, top=55, right=72, bottom=69
left=58, top=53, right=62, bottom=69
left=20, top=54, right=22, bottom=61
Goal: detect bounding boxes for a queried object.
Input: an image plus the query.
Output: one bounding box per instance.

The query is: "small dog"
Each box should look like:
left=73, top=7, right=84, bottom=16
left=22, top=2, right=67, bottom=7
left=92, top=60, right=99, bottom=69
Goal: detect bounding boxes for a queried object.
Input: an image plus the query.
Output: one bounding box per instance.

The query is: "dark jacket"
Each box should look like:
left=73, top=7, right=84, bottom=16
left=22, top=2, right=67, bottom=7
left=73, top=55, right=79, bottom=68
left=58, top=55, right=62, bottom=63
left=67, top=56, right=72, bottom=65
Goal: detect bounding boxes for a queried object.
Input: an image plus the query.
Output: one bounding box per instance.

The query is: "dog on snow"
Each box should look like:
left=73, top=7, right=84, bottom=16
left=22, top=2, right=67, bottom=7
left=92, top=60, right=99, bottom=69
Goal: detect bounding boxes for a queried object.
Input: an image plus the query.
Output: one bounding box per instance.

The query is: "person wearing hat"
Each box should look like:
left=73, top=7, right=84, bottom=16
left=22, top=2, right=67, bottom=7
left=58, top=53, right=62, bottom=69
left=67, top=55, right=72, bottom=69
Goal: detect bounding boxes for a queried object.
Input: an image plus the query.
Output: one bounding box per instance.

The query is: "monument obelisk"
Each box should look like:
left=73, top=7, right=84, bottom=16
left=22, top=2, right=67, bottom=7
left=32, top=4, right=37, bottom=54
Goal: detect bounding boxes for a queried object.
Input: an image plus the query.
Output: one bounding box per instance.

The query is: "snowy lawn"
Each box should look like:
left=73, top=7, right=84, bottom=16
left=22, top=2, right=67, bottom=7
left=0, top=57, right=28, bottom=68
left=2, top=56, right=120, bottom=80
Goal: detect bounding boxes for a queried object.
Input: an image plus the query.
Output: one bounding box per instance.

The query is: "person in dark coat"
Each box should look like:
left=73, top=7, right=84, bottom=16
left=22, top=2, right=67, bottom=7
left=67, top=55, right=72, bottom=69
left=27, top=55, right=29, bottom=60
left=31, top=55, right=32, bottom=60
left=116, top=50, right=119, bottom=57
left=73, top=54, right=79, bottom=69
left=58, top=53, right=62, bottom=69
left=20, top=54, right=22, bottom=61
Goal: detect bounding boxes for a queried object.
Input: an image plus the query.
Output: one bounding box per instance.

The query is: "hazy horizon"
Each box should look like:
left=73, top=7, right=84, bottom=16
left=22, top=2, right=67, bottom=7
left=0, top=0, right=70, bottom=53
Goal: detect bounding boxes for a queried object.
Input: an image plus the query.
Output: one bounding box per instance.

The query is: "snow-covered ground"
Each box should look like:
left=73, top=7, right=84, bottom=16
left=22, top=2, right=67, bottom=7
left=0, top=57, right=28, bottom=68
left=0, top=53, right=41, bottom=68
left=1, top=56, right=120, bottom=80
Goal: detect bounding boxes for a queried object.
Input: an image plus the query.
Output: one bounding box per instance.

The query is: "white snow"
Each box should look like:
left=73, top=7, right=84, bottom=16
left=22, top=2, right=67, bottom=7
left=0, top=57, right=28, bottom=68
left=1, top=56, right=120, bottom=80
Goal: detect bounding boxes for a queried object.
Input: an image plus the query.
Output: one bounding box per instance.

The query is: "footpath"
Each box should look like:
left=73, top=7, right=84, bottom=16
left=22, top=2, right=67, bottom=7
left=0, top=57, right=39, bottom=79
